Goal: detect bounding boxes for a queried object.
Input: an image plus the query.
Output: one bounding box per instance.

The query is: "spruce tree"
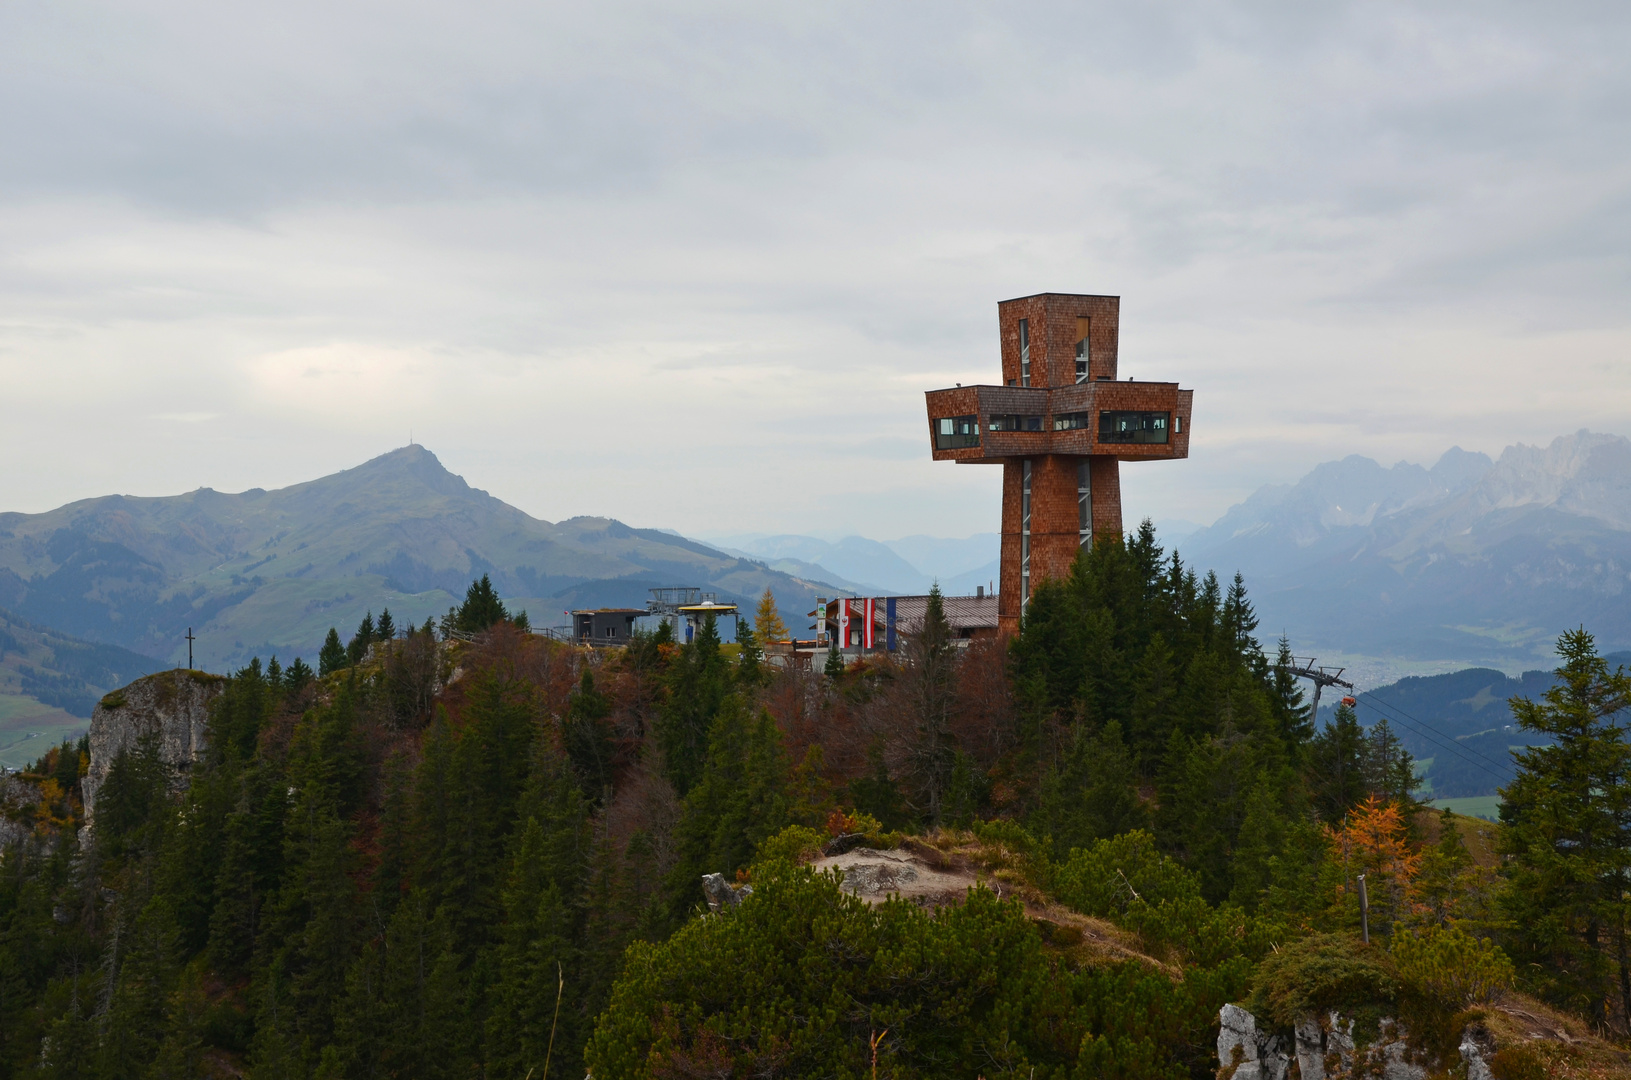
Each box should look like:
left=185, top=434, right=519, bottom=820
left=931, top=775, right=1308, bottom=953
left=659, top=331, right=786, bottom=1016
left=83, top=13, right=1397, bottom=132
left=318, top=629, right=347, bottom=677
left=1309, top=703, right=1367, bottom=823
left=823, top=644, right=844, bottom=679
left=484, top=818, right=576, bottom=1080
left=455, top=574, right=510, bottom=634
left=376, top=608, right=396, bottom=641
left=735, top=618, right=764, bottom=688
left=902, top=584, right=957, bottom=825
left=1270, top=636, right=1312, bottom=748
left=346, top=612, right=376, bottom=666
left=284, top=657, right=314, bottom=693
left=667, top=696, right=789, bottom=915
left=1033, top=720, right=1148, bottom=858
left=563, top=670, right=614, bottom=803
left=656, top=615, right=728, bottom=797
left=1499, top=629, right=1631, bottom=1022
left=1361, top=717, right=1417, bottom=806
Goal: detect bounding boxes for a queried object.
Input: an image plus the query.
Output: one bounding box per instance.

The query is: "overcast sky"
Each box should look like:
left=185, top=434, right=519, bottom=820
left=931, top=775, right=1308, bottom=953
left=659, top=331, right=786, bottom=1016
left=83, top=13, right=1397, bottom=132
left=3, top=1, right=1628, bottom=540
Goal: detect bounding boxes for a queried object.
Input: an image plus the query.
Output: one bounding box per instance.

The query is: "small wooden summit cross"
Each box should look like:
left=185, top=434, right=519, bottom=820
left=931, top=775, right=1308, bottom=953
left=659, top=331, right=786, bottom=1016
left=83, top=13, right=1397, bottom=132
left=185, top=627, right=196, bottom=670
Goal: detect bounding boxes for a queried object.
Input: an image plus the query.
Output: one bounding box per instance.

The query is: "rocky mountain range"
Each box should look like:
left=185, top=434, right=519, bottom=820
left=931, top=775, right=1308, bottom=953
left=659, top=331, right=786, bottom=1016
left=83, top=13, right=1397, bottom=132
left=0, top=446, right=844, bottom=670
left=1178, top=430, right=1631, bottom=668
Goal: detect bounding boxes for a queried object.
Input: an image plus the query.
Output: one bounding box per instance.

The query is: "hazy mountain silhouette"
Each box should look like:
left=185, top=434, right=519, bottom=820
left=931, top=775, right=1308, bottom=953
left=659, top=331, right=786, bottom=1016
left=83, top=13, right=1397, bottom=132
left=0, top=446, right=845, bottom=669
left=1180, top=431, right=1631, bottom=665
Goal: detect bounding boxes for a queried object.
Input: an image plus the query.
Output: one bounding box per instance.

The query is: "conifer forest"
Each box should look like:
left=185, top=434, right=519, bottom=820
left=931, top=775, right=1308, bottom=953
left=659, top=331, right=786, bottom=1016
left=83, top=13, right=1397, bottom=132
left=2, top=529, right=1629, bottom=1077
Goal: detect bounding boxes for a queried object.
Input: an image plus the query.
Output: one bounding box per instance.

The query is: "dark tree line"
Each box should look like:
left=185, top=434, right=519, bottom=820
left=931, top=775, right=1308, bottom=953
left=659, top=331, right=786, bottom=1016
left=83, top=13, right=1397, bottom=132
left=0, top=532, right=1620, bottom=1075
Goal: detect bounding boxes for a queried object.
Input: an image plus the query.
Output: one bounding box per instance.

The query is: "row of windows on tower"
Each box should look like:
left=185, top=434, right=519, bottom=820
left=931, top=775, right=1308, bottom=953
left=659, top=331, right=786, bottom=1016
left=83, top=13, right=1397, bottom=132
left=1016, top=317, right=1094, bottom=387
left=934, top=411, right=1178, bottom=449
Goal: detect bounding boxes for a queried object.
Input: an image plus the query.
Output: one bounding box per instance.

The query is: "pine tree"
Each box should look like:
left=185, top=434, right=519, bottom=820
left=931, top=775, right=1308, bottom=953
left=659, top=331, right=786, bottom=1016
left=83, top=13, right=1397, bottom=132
left=484, top=818, right=576, bottom=1079
left=1361, top=717, right=1417, bottom=806
left=902, top=584, right=957, bottom=826
left=284, top=657, right=315, bottom=693
left=563, top=669, right=614, bottom=803
left=1499, top=629, right=1631, bottom=1023
left=1033, top=720, right=1148, bottom=858
left=318, top=629, right=347, bottom=677
left=735, top=619, right=764, bottom=688
left=346, top=612, right=376, bottom=666
left=456, top=574, right=510, bottom=634
left=1270, top=636, right=1312, bottom=748
left=1309, top=703, right=1367, bottom=823
left=656, top=615, right=729, bottom=797
left=753, top=588, right=789, bottom=643
left=668, top=696, right=789, bottom=915
left=374, top=892, right=470, bottom=1080
left=376, top=608, right=396, bottom=641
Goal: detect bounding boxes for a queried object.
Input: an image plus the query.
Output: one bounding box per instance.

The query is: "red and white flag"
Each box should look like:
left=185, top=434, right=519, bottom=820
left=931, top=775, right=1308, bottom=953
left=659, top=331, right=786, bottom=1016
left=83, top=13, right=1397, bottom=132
left=863, top=598, right=876, bottom=649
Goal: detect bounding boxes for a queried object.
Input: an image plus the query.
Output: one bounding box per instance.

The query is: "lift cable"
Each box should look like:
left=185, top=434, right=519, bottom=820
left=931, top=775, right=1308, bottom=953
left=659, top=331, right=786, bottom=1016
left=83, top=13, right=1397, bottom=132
left=1287, top=655, right=1511, bottom=783
left=1351, top=689, right=1511, bottom=782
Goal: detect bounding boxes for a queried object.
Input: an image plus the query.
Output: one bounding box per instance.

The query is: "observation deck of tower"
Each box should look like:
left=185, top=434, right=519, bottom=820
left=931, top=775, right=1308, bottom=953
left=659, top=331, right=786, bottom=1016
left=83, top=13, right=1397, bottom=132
left=924, top=293, right=1193, bottom=636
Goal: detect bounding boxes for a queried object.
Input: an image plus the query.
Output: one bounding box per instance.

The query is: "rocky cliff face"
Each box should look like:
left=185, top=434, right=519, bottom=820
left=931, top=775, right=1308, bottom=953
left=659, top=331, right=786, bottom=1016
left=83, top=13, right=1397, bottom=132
left=83, top=669, right=226, bottom=822
left=1217, top=1002, right=1493, bottom=1080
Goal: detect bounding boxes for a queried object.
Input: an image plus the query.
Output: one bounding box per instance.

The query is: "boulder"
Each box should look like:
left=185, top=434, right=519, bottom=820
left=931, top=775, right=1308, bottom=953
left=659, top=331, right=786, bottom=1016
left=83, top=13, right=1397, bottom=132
left=83, top=670, right=226, bottom=822
left=700, top=873, right=752, bottom=913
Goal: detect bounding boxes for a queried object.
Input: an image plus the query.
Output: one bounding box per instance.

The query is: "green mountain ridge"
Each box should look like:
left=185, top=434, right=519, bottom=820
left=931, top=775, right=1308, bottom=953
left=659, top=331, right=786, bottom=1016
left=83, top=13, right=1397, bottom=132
left=0, top=446, right=843, bottom=670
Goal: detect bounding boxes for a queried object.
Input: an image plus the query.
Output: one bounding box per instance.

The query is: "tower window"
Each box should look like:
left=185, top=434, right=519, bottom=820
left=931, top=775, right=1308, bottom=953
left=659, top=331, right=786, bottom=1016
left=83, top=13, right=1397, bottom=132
left=1075, top=317, right=1090, bottom=383
left=1019, top=319, right=1030, bottom=387
left=1020, top=460, right=1032, bottom=610
left=934, top=415, right=980, bottom=449
left=1078, top=460, right=1092, bottom=545
left=1098, top=411, right=1170, bottom=445
left=989, top=414, right=1044, bottom=432
left=1052, top=412, right=1090, bottom=431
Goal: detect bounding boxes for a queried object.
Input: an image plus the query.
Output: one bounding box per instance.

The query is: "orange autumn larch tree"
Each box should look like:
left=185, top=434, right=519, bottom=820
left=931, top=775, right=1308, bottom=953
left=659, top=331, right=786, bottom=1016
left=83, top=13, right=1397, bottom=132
left=1323, top=794, right=1421, bottom=934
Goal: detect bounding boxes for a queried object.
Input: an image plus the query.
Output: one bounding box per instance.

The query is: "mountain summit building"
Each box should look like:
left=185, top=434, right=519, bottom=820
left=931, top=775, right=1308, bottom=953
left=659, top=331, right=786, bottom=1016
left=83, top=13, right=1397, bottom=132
left=925, top=293, right=1193, bottom=635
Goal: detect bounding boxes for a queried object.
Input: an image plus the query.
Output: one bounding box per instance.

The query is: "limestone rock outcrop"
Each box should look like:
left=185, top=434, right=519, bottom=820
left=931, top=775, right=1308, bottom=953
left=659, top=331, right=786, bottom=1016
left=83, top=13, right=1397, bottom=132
left=1217, top=1003, right=1289, bottom=1080
left=83, top=669, right=226, bottom=822
left=1220, top=1004, right=1429, bottom=1080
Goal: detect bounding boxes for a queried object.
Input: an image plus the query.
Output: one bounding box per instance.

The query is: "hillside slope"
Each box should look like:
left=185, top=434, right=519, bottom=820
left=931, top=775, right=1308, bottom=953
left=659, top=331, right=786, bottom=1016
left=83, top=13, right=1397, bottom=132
left=0, top=446, right=844, bottom=669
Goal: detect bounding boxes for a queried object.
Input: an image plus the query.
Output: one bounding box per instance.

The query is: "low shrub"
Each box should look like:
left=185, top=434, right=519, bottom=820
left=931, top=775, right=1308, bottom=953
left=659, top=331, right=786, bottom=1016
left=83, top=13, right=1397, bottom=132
left=1391, top=924, right=1514, bottom=1007
left=1248, top=932, right=1397, bottom=1029
left=752, top=824, right=826, bottom=868
left=1052, top=830, right=1202, bottom=917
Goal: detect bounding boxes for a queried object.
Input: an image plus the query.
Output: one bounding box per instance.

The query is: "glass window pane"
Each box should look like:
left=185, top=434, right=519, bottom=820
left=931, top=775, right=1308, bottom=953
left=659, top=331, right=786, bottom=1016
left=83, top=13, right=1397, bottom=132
left=1097, top=411, right=1172, bottom=444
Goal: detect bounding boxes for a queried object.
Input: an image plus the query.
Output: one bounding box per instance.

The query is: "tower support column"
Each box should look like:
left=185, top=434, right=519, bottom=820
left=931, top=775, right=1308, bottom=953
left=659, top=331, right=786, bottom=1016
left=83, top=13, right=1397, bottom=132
left=998, top=454, right=1124, bottom=635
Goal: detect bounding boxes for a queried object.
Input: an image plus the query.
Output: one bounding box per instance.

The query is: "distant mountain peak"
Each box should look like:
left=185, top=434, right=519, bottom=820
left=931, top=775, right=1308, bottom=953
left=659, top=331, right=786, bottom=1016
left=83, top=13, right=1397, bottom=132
left=322, top=445, right=478, bottom=500
left=1428, top=446, right=1493, bottom=492
left=1176, top=428, right=1631, bottom=665
left=1475, top=429, right=1631, bottom=526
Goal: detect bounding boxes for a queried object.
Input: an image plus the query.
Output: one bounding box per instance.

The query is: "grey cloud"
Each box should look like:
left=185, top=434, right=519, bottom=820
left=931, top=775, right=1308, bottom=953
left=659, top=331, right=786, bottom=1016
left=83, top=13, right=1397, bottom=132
left=1, top=0, right=1630, bottom=536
